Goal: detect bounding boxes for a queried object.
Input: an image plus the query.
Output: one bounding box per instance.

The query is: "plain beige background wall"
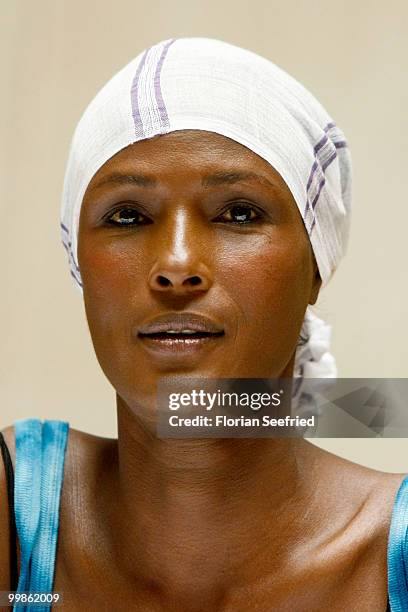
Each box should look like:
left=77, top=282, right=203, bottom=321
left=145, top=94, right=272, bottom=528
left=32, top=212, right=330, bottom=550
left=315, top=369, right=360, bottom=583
left=1, top=1, right=407, bottom=470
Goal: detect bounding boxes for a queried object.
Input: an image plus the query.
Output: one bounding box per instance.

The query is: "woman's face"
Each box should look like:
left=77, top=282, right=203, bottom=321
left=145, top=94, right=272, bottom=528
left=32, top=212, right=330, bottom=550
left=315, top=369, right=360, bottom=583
left=78, top=130, right=321, bottom=412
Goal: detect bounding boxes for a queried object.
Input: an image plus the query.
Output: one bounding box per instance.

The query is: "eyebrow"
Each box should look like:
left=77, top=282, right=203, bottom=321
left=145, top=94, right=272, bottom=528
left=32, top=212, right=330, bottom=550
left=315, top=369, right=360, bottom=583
left=91, top=170, right=280, bottom=192
left=201, top=171, right=278, bottom=191
left=92, top=172, right=157, bottom=189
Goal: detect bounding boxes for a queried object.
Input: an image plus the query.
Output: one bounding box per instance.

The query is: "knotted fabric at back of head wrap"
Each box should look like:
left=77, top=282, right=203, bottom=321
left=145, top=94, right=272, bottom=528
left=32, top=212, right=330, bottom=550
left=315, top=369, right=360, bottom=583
left=60, top=37, right=352, bottom=409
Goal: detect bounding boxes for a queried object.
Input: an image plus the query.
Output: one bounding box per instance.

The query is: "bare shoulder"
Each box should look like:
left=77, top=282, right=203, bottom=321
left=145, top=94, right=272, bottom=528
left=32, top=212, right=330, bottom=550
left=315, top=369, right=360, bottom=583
left=0, top=425, right=16, bottom=590
left=291, top=443, right=407, bottom=609
left=58, top=425, right=117, bottom=525
left=53, top=426, right=118, bottom=594
left=309, top=441, right=406, bottom=562
left=0, top=422, right=117, bottom=519
left=0, top=423, right=117, bottom=591
left=0, top=423, right=117, bottom=503
left=342, top=460, right=406, bottom=608
left=63, top=425, right=117, bottom=483
left=361, top=466, right=407, bottom=549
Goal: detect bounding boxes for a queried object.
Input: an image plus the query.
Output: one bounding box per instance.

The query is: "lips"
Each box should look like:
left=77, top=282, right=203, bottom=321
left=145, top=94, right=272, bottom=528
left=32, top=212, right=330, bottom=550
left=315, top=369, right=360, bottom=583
left=138, top=312, right=225, bottom=337
left=136, top=312, right=225, bottom=358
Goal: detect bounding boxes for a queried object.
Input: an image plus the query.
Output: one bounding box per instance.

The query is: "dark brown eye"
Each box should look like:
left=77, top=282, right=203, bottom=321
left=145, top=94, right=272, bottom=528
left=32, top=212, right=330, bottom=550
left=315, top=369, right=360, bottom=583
left=218, top=205, right=261, bottom=224
left=106, top=208, right=150, bottom=226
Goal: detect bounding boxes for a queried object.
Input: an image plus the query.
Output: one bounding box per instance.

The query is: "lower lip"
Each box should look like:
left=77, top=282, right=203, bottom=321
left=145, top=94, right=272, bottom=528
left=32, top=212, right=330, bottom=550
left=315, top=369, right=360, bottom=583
left=137, top=334, right=224, bottom=356
left=139, top=336, right=223, bottom=352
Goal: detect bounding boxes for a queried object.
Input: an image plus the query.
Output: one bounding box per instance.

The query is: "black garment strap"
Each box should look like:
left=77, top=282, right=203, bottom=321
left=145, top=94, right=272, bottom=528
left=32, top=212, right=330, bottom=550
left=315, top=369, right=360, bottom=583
left=0, top=431, right=18, bottom=592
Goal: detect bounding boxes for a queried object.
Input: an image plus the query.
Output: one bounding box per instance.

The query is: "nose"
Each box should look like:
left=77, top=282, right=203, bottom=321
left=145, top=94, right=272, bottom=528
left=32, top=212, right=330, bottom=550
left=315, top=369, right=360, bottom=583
left=148, top=262, right=212, bottom=295
left=147, top=210, right=213, bottom=296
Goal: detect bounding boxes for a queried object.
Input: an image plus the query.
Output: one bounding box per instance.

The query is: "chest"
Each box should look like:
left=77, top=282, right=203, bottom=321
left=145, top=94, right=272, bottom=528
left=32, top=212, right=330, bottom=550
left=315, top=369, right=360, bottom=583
left=51, top=544, right=389, bottom=612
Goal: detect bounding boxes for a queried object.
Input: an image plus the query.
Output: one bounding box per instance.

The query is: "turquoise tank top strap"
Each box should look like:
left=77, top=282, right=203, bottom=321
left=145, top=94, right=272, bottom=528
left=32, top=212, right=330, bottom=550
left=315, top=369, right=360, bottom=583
left=387, top=474, right=408, bottom=612
left=13, top=418, right=69, bottom=612
left=13, top=419, right=43, bottom=597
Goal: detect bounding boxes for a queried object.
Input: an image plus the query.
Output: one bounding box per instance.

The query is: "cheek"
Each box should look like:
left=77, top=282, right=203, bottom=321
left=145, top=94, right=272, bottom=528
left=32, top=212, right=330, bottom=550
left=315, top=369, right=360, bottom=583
left=81, top=239, right=145, bottom=296
left=79, top=232, right=155, bottom=328
left=215, top=232, right=312, bottom=356
left=79, top=241, right=147, bottom=375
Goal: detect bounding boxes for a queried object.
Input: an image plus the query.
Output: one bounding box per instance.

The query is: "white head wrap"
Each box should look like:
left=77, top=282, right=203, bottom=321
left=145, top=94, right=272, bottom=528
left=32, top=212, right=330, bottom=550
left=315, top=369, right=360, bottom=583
left=60, top=37, right=352, bottom=405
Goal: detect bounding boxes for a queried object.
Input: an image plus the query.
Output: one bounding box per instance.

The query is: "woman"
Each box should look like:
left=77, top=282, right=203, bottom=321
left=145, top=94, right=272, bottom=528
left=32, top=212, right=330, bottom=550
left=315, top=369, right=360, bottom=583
left=1, top=37, right=407, bottom=611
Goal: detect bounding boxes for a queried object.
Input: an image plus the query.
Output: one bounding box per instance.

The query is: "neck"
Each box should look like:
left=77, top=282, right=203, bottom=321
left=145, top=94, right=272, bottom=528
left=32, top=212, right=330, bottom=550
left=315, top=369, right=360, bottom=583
left=105, top=395, right=320, bottom=609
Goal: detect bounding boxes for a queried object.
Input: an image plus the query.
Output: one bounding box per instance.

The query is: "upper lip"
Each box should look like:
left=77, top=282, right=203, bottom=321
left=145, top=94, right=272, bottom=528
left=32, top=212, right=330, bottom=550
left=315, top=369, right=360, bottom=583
left=138, top=313, right=225, bottom=335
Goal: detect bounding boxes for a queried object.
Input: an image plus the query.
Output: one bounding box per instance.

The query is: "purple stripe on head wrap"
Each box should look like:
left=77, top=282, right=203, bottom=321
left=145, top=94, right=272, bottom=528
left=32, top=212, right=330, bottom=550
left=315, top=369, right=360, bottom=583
left=334, top=141, right=347, bottom=149
left=303, top=122, right=348, bottom=230
left=313, top=133, right=329, bottom=157
left=153, top=39, right=176, bottom=129
left=61, top=219, right=82, bottom=284
left=71, top=255, right=80, bottom=272
left=70, top=269, right=83, bottom=287
left=131, top=39, right=176, bottom=139
left=62, top=237, right=80, bottom=271
left=321, top=150, right=337, bottom=173
left=306, top=153, right=337, bottom=234
left=310, top=151, right=338, bottom=209
left=305, top=134, right=331, bottom=202
left=306, top=160, right=319, bottom=192
left=310, top=178, right=325, bottom=210
left=309, top=215, right=319, bottom=233
left=306, top=131, right=340, bottom=193
left=308, top=150, right=339, bottom=233
left=130, top=48, right=149, bottom=139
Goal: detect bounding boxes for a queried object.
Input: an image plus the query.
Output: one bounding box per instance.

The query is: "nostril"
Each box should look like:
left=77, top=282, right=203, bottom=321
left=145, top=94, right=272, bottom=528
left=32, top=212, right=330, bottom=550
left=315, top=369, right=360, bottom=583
left=151, top=272, right=209, bottom=292
left=155, top=275, right=203, bottom=288
left=157, top=275, right=171, bottom=287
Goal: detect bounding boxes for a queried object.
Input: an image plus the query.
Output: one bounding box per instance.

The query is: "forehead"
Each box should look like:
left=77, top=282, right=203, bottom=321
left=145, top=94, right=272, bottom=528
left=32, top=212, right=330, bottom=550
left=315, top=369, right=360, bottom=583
left=85, top=129, right=291, bottom=196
